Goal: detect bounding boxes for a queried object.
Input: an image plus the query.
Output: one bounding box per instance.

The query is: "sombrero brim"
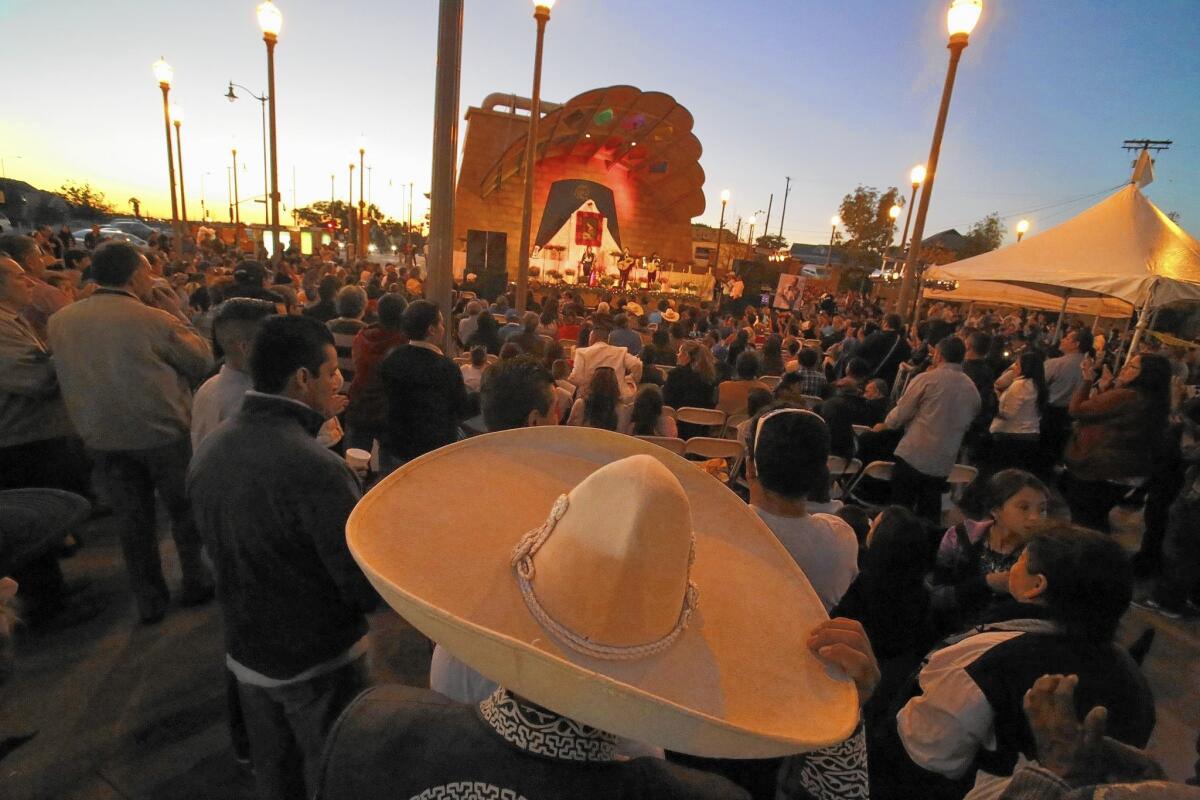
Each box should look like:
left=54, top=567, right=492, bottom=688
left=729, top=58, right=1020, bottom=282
left=347, top=427, right=858, bottom=758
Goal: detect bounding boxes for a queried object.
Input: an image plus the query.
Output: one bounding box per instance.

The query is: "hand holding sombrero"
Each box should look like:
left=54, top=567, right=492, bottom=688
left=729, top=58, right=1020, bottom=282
left=347, top=427, right=862, bottom=758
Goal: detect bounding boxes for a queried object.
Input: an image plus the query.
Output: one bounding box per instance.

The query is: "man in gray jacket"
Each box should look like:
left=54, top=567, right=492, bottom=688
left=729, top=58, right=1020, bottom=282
left=48, top=242, right=214, bottom=623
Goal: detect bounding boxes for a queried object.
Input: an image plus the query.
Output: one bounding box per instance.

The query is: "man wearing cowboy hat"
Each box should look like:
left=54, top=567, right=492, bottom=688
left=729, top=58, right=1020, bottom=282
left=318, top=428, right=879, bottom=799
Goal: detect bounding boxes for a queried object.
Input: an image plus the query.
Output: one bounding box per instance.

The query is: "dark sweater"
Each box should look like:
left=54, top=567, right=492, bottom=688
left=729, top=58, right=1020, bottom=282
left=379, top=343, right=472, bottom=461
left=188, top=392, right=378, bottom=679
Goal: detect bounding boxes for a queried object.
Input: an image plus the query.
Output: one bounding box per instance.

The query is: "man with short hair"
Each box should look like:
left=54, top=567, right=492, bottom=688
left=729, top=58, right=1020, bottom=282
left=303, top=276, right=341, bottom=322
left=875, top=335, right=981, bottom=521
left=378, top=300, right=472, bottom=467
left=1041, top=326, right=1091, bottom=459
left=745, top=405, right=859, bottom=611
left=819, top=357, right=874, bottom=459
left=479, top=355, right=559, bottom=432
left=790, top=347, right=829, bottom=398
left=83, top=224, right=106, bottom=251
left=498, top=308, right=522, bottom=341
left=190, top=299, right=278, bottom=449
left=0, top=234, right=72, bottom=339
left=607, top=312, right=643, bottom=356
left=509, top=311, right=547, bottom=358
left=457, top=300, right=483, bottom=347
left=189, top=315, right=378, bottom=800
left=327, top=285, right=368, bottom=383
left=0, top=256, right=83, bottom=492
left=49, top=242, right=214, bottom=623
left=961, top=331, right=997, bottom=458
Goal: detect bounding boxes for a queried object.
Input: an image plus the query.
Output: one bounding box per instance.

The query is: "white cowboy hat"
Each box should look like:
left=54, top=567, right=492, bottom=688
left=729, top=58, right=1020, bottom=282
left=347, top=427, right=857, bottom=758
left=661, top=308, right=681, bottom=323
left=624, top=301, right=645, bottom=317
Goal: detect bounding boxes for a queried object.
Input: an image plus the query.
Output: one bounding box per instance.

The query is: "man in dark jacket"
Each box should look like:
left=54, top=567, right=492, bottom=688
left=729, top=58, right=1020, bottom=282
left=189, top=315, right=378, bottom=800
left=857, top=313, right=911, bottom=389
left=819, top=357, right=876, bottom=459
left=378, top=300, right=472, bottom=468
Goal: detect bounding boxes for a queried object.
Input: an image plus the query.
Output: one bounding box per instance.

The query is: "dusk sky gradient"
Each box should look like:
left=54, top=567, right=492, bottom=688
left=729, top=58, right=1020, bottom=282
left=2, top=0, right=1197, bottom=247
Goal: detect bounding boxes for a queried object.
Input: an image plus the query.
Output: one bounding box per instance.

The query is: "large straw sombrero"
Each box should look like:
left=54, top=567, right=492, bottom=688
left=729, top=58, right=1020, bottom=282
left=347, top=427, right=857, bottom=758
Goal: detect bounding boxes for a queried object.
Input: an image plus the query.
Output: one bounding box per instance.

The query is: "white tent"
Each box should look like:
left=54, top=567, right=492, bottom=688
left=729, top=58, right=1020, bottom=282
left=530, top=198, right=622, bottom=283
left=926, top=184, right=1200, bottom=310
left=923, top=279, right=1131, bottom=318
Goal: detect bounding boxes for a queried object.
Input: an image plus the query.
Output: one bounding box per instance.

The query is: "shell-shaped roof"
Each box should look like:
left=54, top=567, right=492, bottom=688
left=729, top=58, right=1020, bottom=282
left=478, top=85, right=706, bottom=222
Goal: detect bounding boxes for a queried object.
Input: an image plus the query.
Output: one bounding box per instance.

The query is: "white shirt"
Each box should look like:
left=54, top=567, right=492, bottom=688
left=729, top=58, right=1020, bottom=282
left=897, top=630, right=1022, bottom=779
left=191, top=364, right=252, bottom=450
left=990, top=377, right=1040, bottom=435
left=750, top=507, right=859, bottom=611
left=460, top=363, right=487, bottom=392
left=567, top=341, right=643, bottom=400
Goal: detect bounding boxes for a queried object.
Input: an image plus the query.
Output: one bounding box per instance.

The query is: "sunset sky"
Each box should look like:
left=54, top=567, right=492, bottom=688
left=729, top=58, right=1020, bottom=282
left=2, top=0, right=1197, bottom=246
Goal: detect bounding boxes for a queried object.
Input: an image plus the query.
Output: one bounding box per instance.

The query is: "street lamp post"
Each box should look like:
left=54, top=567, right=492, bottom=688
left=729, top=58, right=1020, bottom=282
left=826, top=215, right=840, bottom=267
left=225, top=82, right=270, bottom=226
left=231, top=148, right=241, bottom=224
left=1016, top=218, right=1030, bottom=242
left=171, top=105, right=188, bottom=229
left=227, top=166, right=234, bottom=223
left=898, top=164, right=925, bottom=266
left=358, top=137, right=366, bottom=263
left=516, top=0, right=555, bottom=314
left=713, top=189, right=730, bottom=274
left=348, top=163, right=356, bottom=258
left=896, top=0, right=983, bottom=318
left=257, top=1, right=283, bottom=262
left=152, top=58, right=182, bottom=260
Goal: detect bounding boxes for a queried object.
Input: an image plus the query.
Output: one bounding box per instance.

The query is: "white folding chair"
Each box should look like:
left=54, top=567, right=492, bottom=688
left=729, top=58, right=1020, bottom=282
left=675, top=407, right=727, bottom=434
left=797, top=394, right=825, bottom=411
left=827, top=456, right=862, bottom=499
left=802, top=339, right=822, bottom=351
left=452, top=356, right=470, bottom=365
left=637, top=435, right=687, bottom=456
left=684, top=437, right=746, bottom=484
left=844, top=460, right=895, bottom=508
left=760, top=375, right=782, bottom=390
left=942, top=463, right=979, bottom=511
left=723, top=413, right=749, bottom=440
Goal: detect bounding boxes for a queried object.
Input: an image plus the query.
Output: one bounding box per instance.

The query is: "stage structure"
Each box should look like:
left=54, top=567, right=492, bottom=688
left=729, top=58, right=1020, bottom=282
left=453, top=86, right=709, bottom=293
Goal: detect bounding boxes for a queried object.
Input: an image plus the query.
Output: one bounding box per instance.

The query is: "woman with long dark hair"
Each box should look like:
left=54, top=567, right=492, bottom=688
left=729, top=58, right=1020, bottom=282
left=1062, top=351, right=1173, bottom=530
left=465, top=312, right=503, bottom=355
left=625, top=384, right=677, bottom=438
left=760, top=334, right=786, bottom=376
left=986, top=351, right=1049, bottom=477
left=566, top=366, right=626, bottom=431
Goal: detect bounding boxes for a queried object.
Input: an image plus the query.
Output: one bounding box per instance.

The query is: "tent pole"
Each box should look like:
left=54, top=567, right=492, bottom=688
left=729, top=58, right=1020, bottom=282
left=1051, top=290, right=1071, bottom=343
left=1115, top=313, right=1134, bottom=364
left=1125, top=290, right=1156, bottom=364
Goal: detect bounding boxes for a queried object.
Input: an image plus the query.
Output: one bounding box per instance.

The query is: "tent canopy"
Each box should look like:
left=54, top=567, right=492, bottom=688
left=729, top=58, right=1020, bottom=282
left=924, top=279, right=1131, bottom=318
left=926, top=184, right=1200, bottom=309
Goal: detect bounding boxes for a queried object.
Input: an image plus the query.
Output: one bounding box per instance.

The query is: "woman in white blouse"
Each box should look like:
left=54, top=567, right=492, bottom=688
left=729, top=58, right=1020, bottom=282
left=987, top=351, right=1048, bottom=476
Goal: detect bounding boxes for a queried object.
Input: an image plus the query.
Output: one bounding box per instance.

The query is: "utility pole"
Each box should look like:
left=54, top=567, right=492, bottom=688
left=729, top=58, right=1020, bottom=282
left=777, top=176, right=791, bottom=239
left=763, top=193, right=773, bottom=245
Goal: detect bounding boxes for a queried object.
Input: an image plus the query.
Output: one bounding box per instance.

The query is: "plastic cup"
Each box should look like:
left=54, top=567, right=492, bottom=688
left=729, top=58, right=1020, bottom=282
left=345, top=448, right=371, bottom=473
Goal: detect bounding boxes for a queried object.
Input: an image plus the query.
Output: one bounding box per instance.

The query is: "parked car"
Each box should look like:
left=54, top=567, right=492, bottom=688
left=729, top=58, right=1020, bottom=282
left=801, top=264, right=832, bottom=280
left=105, top=218, right=158, bottom=240
left=71, top=228, right=149, bottom=248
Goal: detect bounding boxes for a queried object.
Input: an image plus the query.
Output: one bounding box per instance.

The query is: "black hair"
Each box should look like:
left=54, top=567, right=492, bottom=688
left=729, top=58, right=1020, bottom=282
left=937, top=335, right=966, bottom=364
left=377, top=293, right=407, bottom=329
left=64, top=248, right=90, bottom=271
left=90, top=242, right=143, bottom=287
left=402, top=299, right=441, bottom=341
left=861, top=505, right=934, bottom=593
left=0, top=234, right=38, bottom=265
left=798, top=348, right=819, bottom=369
left=1025, top=523, right=1132, bottom=642
left=1127, top=352, right=1172, bottom=428
left=846, top=357, right=870, bottom=380
left=317, top=275, right=340, bottom=301
left=250, top=314, right=334, bottom=394
left=583, top=367, right=621, bottom=430
left=746, top=387, right=774, bottom=418
left=745, top=402, right=830, bottom=499
left=211, top=298, right=277, bottom=359
left=1017, top=351, right=1049, bottom=414
left=735, top=350, right=761, bottom=380
left=630, top=384, right=666, bottom=436
left=987, top=468, right=1049, bottom=514
left=480, top=355, right=554, bottom=432
left=884, top=313, right=903, bottom=331
left=969, top=331, right=992, bottom=356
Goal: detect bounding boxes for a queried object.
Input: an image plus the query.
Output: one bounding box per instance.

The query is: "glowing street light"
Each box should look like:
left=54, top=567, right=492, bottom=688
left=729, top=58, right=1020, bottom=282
left=516, top=0, right=558, bottom=312
left=826, top=215, right=840, bottom=267
left=152, top=58, right=182, bottom=258
left=1016, top=218, right=1030, bottom=242
left=897, top=0, right=983, bottom=316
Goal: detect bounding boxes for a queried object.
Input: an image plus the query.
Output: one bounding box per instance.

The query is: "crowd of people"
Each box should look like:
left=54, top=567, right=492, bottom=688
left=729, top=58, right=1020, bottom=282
left=1, top=223, right=1199, bottom=799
